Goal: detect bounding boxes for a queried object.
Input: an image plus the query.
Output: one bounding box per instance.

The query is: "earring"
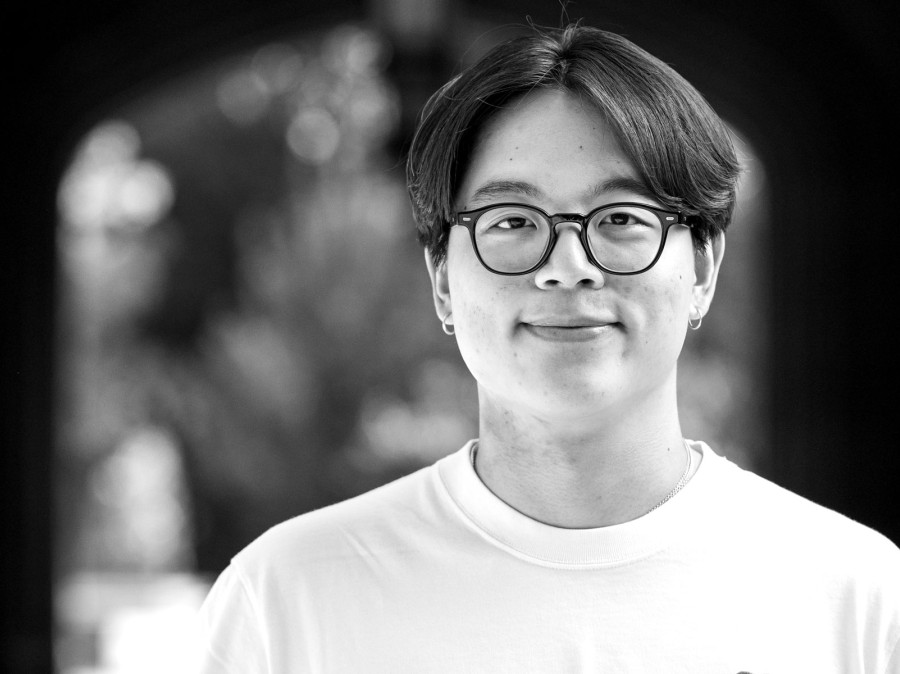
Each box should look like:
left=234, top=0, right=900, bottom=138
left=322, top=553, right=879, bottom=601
left=688, top=307, right=703, bottom=331
left=440, top=311, right=455, bottom=335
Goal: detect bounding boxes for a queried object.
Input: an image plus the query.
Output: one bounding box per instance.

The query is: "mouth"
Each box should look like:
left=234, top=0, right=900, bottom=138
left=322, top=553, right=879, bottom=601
left=521, top=320, right=618, bottom=342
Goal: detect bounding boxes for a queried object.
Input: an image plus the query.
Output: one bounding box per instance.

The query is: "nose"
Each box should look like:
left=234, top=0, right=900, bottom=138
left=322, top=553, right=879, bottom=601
left=534, top=222, right=606, bottom=289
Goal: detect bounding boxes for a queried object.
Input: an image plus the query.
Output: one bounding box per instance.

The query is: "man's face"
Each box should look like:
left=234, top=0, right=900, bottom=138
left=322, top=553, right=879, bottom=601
left=427, top=88, right=722, bottom=423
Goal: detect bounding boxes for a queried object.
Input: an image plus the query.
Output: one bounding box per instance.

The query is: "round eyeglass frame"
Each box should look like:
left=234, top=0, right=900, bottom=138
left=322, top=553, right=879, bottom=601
left=452, top=201, right=697, bottom=276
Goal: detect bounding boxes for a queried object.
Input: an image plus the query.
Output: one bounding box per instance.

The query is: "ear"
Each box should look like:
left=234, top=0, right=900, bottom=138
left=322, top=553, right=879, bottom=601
left=424, top=248, right=452, bottom=322
left=691, top=234, right=725, bottom=319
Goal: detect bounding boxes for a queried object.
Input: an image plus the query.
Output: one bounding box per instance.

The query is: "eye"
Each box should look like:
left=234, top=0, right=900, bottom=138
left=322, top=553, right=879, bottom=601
left=476, top=206, right=544, bottom=234
left=493, top=215, right=535, bottom=230
left=592, top=205, right=660, bottom=230
left=600, top=211, right=650, bottom=226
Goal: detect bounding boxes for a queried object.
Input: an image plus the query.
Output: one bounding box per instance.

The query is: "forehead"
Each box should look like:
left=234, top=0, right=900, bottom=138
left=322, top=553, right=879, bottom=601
left=456, top=89, right=644, bottom=210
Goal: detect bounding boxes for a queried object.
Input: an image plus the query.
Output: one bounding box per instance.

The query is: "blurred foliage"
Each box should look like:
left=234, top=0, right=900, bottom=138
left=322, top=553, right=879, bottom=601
left=55, top=21, right=768, bottom=578
left=56, top=24, right=477, bottom=575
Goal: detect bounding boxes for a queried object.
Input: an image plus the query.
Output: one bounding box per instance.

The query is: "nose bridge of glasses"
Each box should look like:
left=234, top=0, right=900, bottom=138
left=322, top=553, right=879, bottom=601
left=550, top=210, right=586, bottom=229
left=545, top=220, right=596, bottom=270
left=552, top=219, right=584, bottom=234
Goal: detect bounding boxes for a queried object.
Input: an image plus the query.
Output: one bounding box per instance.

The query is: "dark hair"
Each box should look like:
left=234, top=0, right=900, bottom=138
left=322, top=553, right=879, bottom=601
left=406, top=24, right=741, bottom=264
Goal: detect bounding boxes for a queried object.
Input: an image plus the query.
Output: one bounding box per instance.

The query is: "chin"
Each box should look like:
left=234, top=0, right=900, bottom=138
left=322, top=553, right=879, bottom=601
left=518, top=375, right=625, bottom=412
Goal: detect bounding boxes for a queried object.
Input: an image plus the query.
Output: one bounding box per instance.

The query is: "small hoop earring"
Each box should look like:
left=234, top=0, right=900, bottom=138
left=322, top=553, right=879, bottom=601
left=688, top=308, right=703, bottom=331
left=440, top=311, right=455, bottom=335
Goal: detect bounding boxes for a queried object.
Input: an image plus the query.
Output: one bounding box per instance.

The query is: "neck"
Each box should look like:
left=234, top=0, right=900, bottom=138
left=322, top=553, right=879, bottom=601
left=474, top=383, right=691, bottom=528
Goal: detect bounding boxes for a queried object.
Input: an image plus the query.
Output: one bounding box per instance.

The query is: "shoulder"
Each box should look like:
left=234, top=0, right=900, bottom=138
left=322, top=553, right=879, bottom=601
left=706, top=449, right=900, bottom=574
left=231, top=456, right=448, bottom=574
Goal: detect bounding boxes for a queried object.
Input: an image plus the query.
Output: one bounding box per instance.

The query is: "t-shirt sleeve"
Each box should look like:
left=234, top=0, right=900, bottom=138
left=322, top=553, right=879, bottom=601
left=194, top=562, right=269, bottom=673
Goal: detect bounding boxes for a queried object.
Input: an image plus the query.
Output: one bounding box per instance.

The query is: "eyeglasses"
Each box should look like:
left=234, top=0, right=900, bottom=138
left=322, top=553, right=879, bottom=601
left=452, top=202, right=695, bottom=276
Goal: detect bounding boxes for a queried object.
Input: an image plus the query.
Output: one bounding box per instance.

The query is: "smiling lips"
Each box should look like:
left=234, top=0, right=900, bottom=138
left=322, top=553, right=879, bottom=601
left=521, top=318, right=618, bottom=342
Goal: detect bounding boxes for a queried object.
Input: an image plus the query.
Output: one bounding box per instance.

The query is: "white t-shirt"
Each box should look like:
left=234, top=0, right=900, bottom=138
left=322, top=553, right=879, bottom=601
left=195, top=440, right=900, bottom=673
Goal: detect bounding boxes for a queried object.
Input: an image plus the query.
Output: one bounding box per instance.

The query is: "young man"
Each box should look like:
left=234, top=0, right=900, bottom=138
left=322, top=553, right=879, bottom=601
left=196, top=25, right=900, bottom=672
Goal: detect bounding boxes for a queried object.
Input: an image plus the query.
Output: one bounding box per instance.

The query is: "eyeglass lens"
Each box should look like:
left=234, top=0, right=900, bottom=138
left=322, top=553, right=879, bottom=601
left=473, top=204, right=665, bottom=273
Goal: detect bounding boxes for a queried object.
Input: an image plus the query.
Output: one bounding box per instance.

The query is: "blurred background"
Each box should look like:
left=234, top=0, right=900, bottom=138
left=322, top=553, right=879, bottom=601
left=6, top=0, right=899, bottom=672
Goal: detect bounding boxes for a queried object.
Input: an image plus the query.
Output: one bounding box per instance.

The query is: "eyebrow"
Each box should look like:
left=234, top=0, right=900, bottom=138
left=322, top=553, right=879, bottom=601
left=590, top=176, right=660, bottom=204
left=467, top=180, right=545, bottom=204
left=465, top=176, right=660, bottom=208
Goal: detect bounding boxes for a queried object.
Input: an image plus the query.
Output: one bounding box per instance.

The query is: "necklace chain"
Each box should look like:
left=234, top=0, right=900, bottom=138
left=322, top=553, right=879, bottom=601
left=644, top=439, right=693, bottom=514
left=469, top=439, right=694, bottom=517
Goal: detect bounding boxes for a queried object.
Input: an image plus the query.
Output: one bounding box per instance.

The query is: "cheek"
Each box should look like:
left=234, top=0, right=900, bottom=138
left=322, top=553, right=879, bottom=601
left=619, top=272, right=692, bottom=342
left=454, top=294, right=496, bottom=349
left=451, top=288, right=508, bottom=387
left=445, top=259, right=524, bottom=380
left=446, top=232, right=520, bottom=340
left=450, top=274, right=514, bottom=346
